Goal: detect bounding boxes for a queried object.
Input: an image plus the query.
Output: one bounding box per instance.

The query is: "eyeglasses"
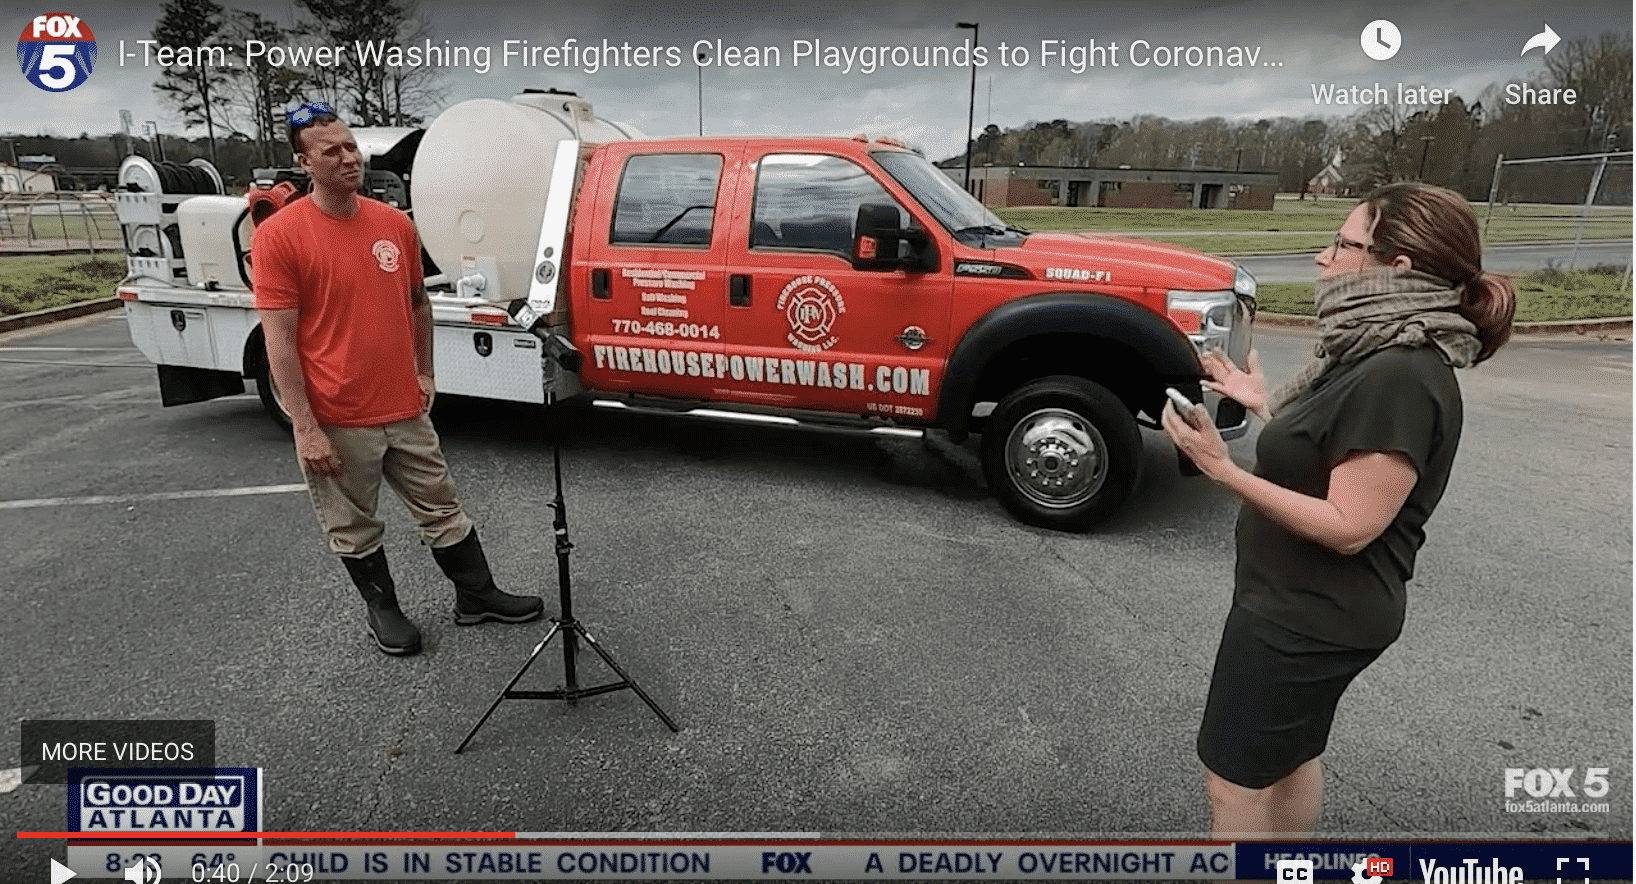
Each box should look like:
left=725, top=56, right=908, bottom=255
left=287, top=101, right=333, bottom=129
left=1331, top=233, right=1375, bottom=254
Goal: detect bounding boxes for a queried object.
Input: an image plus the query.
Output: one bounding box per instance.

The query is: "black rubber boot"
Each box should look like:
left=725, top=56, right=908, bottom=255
left=341, top=549, right=422, bottom=655
left=432, top=528, right=544, bottom=625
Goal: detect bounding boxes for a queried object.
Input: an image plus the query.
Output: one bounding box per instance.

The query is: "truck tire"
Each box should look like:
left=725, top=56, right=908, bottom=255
left=251, top=344, right=293, bottom=432
left=981, top=375, right=1141, bottom=532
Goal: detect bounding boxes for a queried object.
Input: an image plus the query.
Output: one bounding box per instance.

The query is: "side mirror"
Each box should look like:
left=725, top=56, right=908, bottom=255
left=852, top=203, right=932, bottom=272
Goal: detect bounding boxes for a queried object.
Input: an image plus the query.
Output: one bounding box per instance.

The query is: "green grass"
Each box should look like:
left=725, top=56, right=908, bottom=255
left=0, top=202, right=122, bottom=244
left=994, top=199, right=1632, bottom=254
left=4, top=213, right=121, bottom=242
left=1144, top=233, right=1336, bottom=254
left=1255, top=265, right=1632, bottom=322
left=997, top=205, right=1349, bottom=233
left=0, top=255, right=126, bottom=315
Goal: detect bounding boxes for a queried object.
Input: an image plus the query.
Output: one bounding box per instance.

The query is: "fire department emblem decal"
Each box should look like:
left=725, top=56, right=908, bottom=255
left=372, top=239, right=401, bottom=273
left=777, top=275, right=845, bottom=352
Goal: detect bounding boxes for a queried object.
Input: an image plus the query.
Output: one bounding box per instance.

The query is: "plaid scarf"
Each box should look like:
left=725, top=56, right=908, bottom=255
left=1269, top=268, right=1482, bottom=414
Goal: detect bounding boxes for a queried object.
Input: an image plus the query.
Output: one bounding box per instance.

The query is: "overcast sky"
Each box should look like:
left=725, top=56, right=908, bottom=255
left=6, top=0, right=1631, bottom=160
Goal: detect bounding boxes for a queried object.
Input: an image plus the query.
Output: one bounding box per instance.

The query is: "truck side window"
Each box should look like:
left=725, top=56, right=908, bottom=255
left=610, top=153, right=723, bottom=247
left=752, top=154, right=905, bottom=256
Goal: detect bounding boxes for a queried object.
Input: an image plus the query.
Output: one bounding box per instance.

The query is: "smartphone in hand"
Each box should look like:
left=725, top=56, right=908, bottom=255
left=1166, top=387, right=1209, bottom=429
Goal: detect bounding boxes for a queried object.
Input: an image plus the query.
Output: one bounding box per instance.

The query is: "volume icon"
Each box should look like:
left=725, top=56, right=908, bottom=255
left=123, top=856, right=162, bottom=884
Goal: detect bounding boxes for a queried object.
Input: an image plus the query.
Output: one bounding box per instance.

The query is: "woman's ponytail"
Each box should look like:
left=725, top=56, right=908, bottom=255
left=1460, top=271, right=1516, bottom=363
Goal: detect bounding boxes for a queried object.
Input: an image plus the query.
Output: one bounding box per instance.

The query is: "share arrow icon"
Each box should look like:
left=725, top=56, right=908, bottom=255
left=1521, top=23, right=1561, bottom=56
left=50, top=858, right=78, bottom=884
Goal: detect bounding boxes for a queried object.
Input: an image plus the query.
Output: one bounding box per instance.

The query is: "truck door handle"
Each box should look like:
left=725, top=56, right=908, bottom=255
left=591, top=268, right=610, bottom=300
left=730, top=274, right=750, bottom=307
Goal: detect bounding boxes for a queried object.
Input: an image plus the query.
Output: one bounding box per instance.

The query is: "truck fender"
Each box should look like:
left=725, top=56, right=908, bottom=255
left=243, top=323, right=291, bottom=430
left=243, top=323, right=268, bottom=380
left=937, top=291, right=1200, bottom=440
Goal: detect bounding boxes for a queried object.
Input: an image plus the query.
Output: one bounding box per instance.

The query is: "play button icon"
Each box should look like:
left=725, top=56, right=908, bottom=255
left=50, top=858, right=78, bottom=884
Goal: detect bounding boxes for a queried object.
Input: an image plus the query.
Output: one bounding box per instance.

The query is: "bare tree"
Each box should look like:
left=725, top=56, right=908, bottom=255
left=1543, top=32, right=1633, bottom=154
left=380, top=9, right=448, bottom=127
left=297, top=0, right=446, bottom=126
left=1017, top=120, right=1077, bottom=166
left=939, top=42, right=1629, bottom=203
left=1293, top=119, right=1332, bottom=199
left=975, top=123, right=1004, bottom=165
left=152, top=0, right=227, bottom=165
left=1420, top=97, right=1481, bottom=190
left=217, top=10, right=310, bottom=166
left=1338, top=98, right=1429, bottom=192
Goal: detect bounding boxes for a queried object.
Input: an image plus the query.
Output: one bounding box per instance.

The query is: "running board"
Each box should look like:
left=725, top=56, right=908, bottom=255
left=589, top=397, right=924, bottom=439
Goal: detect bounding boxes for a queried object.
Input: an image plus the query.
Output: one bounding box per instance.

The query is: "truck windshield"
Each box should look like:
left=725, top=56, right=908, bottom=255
left=873, top=151, right=1025, bottom=247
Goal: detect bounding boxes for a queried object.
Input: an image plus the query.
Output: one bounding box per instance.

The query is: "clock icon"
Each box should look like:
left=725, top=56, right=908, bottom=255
left=1361, top=19, right=1401, bottom=60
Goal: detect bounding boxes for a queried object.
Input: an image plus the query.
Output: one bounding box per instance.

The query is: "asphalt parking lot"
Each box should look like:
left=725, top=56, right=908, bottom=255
left=0, top=313, right=1629, bottom=875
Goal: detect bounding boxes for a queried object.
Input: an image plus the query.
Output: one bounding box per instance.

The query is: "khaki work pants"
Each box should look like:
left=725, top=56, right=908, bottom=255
left=298, top=413, right=473, bottom=557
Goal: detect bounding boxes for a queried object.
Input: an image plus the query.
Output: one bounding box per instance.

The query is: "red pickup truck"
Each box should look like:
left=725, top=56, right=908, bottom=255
left=116, top=89, right=1256, bottom=531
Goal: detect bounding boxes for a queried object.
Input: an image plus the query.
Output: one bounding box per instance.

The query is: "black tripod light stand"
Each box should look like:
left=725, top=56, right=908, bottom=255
left=456, top=331, right=679, bottom=753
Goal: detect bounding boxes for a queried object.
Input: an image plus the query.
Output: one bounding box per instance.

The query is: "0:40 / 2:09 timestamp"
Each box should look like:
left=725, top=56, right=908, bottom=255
left=188, top=859, right=316, bottom=883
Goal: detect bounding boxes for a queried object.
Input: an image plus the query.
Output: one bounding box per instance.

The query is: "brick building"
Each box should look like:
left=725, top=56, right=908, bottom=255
left=951, top=165, right=1279, bottom=210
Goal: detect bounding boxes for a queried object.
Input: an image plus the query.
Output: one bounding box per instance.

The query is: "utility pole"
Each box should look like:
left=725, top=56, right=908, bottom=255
left=696, top=47, right=708, bottom=136
left=957, top=22, right=979, bottom=194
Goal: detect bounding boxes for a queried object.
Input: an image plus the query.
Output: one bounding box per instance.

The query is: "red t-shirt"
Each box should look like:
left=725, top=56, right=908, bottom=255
left=252, top=197, right=424, bottom=427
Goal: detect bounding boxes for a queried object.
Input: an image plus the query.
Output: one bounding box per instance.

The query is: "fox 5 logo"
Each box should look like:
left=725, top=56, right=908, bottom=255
left=1505, top=767, right=1610, bottom=798
left=17, top=12, right=96, bottom=91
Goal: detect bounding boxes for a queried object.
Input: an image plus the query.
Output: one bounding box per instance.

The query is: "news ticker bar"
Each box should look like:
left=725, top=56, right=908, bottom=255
left=45, top=838, right=1633, bottom=880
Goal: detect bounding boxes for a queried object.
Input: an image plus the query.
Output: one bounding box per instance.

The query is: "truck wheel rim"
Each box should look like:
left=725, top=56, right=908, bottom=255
left=1004, top=407, right=1107, bottom=509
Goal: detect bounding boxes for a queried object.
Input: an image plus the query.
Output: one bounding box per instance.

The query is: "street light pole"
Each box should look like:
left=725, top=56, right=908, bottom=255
left=696, top=49, right=707, bottom=136
left=957, top=22, right=979, bottom=194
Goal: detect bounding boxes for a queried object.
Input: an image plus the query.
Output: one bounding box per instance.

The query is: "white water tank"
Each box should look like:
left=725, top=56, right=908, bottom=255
left=176, top=196, right=253, bottom=289
left=410, top=91, right=644, bottom=304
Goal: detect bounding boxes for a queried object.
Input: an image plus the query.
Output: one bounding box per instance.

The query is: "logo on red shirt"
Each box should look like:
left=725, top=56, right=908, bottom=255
left=372, top=239, right=401, bottom=273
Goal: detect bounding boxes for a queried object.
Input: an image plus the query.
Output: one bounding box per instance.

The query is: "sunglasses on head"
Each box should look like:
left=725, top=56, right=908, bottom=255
left=287, top=101, right=334, bottom=129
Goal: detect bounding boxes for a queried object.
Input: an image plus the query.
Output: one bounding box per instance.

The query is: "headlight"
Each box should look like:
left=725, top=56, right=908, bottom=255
left=1166, top=290, right=1235, bottom=337
left=1233, top=264, right=1257, bottom=299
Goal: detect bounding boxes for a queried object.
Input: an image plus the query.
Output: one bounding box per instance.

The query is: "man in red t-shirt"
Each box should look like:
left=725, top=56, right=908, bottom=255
left=253, top=104, right=541, bottom=656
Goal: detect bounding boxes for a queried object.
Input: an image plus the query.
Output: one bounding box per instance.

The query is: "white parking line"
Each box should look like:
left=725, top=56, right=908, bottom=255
left=0, top=358, right=148, bottom=368
left=0, top=483, right=307, bottom=511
